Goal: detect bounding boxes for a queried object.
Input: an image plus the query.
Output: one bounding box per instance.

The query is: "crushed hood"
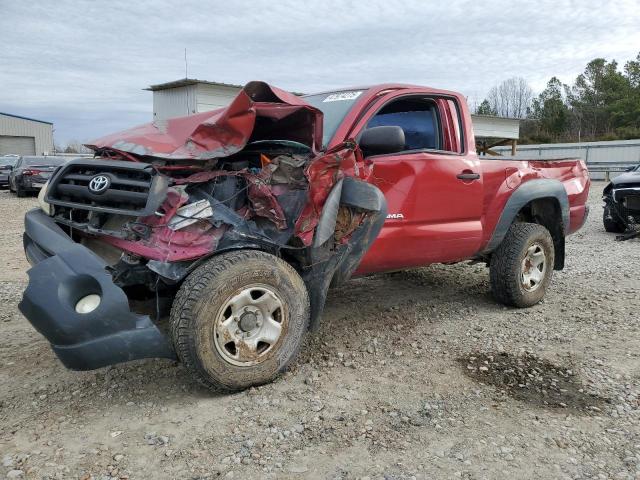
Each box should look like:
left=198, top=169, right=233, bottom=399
left=86, top=81, right=323, bottom=161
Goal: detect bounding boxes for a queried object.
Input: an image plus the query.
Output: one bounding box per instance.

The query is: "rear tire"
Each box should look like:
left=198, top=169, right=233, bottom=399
left=16, top=184, right=26, bottom=197
left=603, top=205, right=625, bottom=233
left=490, top=222, right=555, bottom=308
left=170, top=250, right=310, bottom=392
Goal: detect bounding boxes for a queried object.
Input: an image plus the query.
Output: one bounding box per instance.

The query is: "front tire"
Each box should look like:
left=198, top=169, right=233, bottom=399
left=490, top=222, right=555, bottom=308
left=170, top=250, right=310, bottom=392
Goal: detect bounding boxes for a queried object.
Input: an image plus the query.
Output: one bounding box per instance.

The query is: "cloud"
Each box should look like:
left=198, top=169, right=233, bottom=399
left=1, top=0, right=639, bottom=145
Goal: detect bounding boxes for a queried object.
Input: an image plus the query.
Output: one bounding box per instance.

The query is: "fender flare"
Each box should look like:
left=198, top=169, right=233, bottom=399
left=482, top=179, right=569, bottom=254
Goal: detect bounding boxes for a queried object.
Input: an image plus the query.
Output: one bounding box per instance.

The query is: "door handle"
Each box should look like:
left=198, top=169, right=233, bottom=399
left=456, top=172, right=480, bottom=180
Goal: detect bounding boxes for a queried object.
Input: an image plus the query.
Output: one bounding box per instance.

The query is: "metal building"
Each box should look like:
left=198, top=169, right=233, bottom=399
left=493, top=139, right=640, bottom=180
left=146, top=79, right=243, bottom=121
left=0, top=112, right=54, bottom=155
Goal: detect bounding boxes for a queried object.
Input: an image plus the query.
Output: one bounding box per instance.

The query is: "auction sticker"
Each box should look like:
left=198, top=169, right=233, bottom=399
left=323, top=91, right=363, bottom=102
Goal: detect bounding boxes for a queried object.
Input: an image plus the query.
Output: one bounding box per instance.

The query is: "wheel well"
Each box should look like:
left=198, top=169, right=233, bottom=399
left=515, top=197, right=565, bottom=270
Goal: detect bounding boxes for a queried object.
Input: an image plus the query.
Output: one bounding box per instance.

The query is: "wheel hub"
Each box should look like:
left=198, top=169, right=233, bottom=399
left=213, top=284, right=286, bottom=367
left=239, top=310, right=260, bottom=332
left=521, top=242, right=546, bottom=292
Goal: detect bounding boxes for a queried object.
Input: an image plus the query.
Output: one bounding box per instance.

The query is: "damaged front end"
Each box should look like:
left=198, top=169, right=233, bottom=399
left=603, top=173, right=640, bottom=241
left=19, top=81, right=386, bottom=370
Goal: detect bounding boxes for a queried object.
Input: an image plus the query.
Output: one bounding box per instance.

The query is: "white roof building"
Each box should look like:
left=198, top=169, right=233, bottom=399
left=145, top=79, right=243, bottom=121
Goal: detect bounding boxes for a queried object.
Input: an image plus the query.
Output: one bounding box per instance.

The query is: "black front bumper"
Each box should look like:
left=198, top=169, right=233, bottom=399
left=19, top=209, right=176, bottom=370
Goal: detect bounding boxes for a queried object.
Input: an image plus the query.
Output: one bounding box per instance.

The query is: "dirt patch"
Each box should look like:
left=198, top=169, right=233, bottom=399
left=459, top=351, right=608, bottom=412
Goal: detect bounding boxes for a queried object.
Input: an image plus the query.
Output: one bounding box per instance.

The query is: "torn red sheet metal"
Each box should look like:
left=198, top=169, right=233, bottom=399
left=86, top=81, right=323, bottom=162
left=294, top=142, right=372, bottom=246
left=101, top=189, right=225, bottom=262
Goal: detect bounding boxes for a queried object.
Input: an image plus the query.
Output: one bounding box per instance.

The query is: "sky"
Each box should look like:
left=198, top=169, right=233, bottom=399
left=1, top=0, right=639, bottom=147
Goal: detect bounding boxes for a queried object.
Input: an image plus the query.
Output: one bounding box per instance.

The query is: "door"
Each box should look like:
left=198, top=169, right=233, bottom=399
left=0, top=136, right=36, bottom=155
left=355, top=95, right=484, bottom=274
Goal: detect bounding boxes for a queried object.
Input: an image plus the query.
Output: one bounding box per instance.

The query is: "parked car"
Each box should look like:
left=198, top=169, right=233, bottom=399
left=0, top=156, right=18, bottom=188
left=602, top=163, right=640, bottom=233
left=19, top=81, right=590, bottom=392
left=9, top=156, right=68, bottom=197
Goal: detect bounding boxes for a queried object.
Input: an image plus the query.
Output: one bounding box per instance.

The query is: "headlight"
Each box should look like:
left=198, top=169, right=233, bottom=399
left=37, top=180, right=53, bottom=215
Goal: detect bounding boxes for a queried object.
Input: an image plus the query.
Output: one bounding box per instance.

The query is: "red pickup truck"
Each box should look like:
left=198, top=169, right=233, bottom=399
left=19, top=82, right=590, bottom=391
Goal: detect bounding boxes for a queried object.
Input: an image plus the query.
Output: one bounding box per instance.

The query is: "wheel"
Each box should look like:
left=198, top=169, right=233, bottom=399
left=603, top=205, right=625, bottom=233
left=490, top=222, right=555, bottom=308
left=15, top=184, right=26, bottom=197
left=170, top=250, right=310, bottom=392
left=9, top=179, right=14, bottom=193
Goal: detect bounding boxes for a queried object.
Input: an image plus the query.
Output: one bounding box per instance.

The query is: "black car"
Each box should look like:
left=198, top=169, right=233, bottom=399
left=0, top=156, right=18, bottom=188
left=9, top=156, right=68, bottom=197
left=603, top=164, right=640, bottom=233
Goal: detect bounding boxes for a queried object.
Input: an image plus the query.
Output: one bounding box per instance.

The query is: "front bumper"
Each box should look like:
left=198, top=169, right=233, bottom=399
left=19, top=209, right=176, bottom=370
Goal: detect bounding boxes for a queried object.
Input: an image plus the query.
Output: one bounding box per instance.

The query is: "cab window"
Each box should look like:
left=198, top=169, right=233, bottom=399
left=367, top=98, right=439, bottom=151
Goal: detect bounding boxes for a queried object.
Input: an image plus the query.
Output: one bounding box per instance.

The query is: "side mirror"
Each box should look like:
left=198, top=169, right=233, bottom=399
left=359, top=126, right=405, bottom=156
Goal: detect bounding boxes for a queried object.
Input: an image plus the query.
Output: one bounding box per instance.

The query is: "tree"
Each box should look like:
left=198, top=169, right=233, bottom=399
left=485, top=77, right=533, bottom=118
left=476, top=99, right=497, bottom=115
left=624, top=52, right=640, bottom=89
left=530, top=77, right=570, bottom=139
left=60, top=140, right=91, bottom=154
left=568, top=58, right=630, bottom=137
left=522, top=51, right=640, bottom=142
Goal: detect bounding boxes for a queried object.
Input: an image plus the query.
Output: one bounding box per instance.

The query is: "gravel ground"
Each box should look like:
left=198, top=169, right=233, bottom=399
left=0, top=184, right=639, bottom=480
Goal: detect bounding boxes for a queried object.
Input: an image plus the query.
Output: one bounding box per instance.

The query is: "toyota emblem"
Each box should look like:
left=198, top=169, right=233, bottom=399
left=88, top=174, right=110, bottom=194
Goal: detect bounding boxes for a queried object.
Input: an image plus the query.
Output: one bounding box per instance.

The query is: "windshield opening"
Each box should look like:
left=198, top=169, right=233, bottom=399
left=303, top=90, right=365, bottom=148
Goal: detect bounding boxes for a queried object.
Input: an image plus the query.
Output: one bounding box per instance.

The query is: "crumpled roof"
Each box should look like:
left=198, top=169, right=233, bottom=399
left=86, top=81, right=323, bottom=161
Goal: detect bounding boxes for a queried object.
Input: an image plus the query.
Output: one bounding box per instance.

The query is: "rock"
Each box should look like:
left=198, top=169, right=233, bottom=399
left=6, top=471, right=24, bottom=479
left=289, top=465, right=308, bottom=473
left=2, top=455, right=14, bottom=467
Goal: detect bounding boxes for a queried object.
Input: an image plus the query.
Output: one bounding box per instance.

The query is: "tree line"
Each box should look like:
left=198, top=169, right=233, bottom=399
left=474, top=51, right=640, bottom=144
